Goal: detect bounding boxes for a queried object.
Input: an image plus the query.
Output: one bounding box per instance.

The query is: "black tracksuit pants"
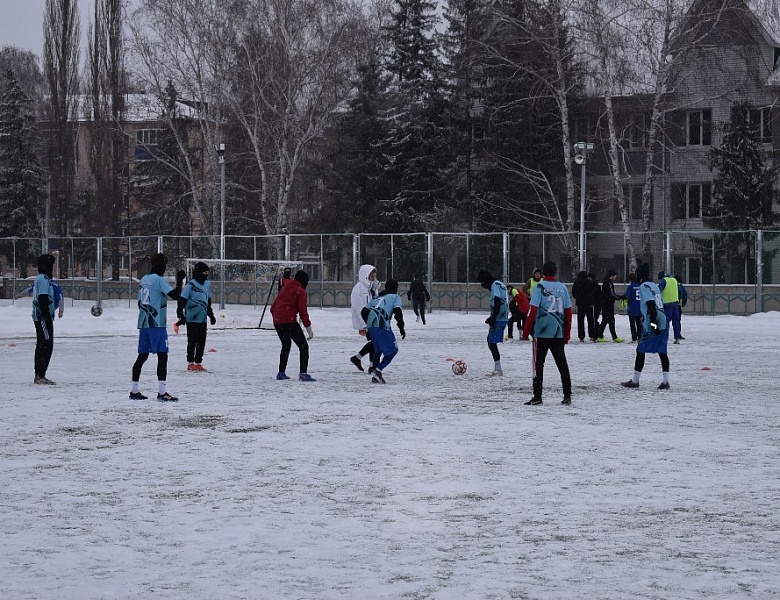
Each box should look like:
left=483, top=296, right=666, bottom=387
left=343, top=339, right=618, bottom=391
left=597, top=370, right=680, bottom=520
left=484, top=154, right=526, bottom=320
left=186, top=322, right=208, bottom=364
left=34, top=320, right=54, bottom=378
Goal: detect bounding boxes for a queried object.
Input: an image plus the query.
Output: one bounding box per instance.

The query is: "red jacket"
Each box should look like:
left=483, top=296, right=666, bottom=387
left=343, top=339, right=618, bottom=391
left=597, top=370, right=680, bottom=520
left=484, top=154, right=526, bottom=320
left=270, top=278, right=311, bottom=327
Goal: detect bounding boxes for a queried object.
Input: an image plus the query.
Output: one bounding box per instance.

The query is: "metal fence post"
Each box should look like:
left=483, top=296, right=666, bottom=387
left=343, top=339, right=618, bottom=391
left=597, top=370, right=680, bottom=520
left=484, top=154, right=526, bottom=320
left=502, top=231, right=509, bottom=283
left=756, top=229, right=763, bottom=312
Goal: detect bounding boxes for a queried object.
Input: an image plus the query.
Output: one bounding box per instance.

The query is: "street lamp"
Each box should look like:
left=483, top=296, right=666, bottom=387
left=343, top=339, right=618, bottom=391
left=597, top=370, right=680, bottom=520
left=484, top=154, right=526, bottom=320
left=574, top=142, right=594, bottom=273
left=217, top=142, right=226, bottom=309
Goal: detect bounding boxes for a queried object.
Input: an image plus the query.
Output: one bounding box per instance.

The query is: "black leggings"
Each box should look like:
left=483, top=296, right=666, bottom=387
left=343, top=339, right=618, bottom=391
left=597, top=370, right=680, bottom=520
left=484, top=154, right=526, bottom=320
left=34, top=320, right=54, bottom=378
left=488, top=342, right=501, bottom=361
left=531, top=337, right=571, bottom=399
left=186, top=322, right=208, bottom=364
left=132, top=352, right=168, bottom=382
left=634, top=352, right=670, bottom=373
left=275, top=322, right=309, bottom=374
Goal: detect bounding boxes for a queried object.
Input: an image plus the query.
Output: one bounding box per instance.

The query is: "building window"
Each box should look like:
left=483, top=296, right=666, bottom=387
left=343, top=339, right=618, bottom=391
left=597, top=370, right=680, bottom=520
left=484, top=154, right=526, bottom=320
left=686, top=109, right=711, bottom=146
left=617, top=114, right=647, bottom=149
left=617, top=185, right=651, bottom=221
left=672, top=183, right=711, bottom=220
left=135, top=128, right=162, bottom=161
left=749, top=107, right=773, bottom=144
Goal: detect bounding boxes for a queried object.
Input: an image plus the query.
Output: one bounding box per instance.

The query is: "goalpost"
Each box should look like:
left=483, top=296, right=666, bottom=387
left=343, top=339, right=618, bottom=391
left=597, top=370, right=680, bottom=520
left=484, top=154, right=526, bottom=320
left=184, top=259, right=303, bottom=329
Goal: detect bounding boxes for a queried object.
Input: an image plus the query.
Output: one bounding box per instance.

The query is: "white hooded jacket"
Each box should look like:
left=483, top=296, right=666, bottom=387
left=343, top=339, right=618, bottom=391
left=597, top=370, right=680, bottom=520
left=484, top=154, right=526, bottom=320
left=351, top=264, right=378, bottom=330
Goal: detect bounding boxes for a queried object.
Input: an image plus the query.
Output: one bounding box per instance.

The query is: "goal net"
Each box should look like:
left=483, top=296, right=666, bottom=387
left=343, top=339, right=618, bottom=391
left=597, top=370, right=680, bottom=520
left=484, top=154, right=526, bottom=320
left=184, top=258, right=303, bottom=328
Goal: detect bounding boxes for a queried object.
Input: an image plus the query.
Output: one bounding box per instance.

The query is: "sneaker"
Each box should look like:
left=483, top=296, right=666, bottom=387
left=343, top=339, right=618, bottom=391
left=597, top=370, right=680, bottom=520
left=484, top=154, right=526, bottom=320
left=613, top=338, right=625, bottom=343
left=276, top=372, right=290, bottom=380
left=562, top=396, right=571, bottom=405
left=416, top=315, right=420, bottom=322
left=194, top=364, right=207, bottom=372
left=299, top=373, right=317, bottom=382
left=350, top=356, right=365, bottom=372
left=658, top=382, right=670, bottom=390
left=368, top=366, right=375, bottom=375
left=129, top=391, right=148, bottom=400
left=487, top=370, right=504, bottom=377
left=34, top=376, right=56, bottom=385
left=371, top=369, right=385, bottom=384
left=173, top=323, right=180, bottom=335
left=187, top=363, right=198, bottom=371
left=525, top=397, right=543, bottom=405
left=157, top=392, right=179, bottom=402
left=673, top=339, right=680, bottom=344
left=596, top=338, right=608, bottom=343
left=678, top=336, right=685, bottom=340
left=579, top=338, right=585, bottom=343
left=621, top=380, right=640, bottom=388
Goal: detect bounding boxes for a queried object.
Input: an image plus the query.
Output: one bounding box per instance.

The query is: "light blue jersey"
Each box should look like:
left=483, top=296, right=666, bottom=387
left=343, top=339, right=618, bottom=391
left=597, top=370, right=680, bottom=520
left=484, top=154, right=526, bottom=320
left=137, top=273, right=173, bottom=329
left=365, top=293, right=402, bottom=330
left=32, top=274, right=56, bottom=322
left=638, top=281, right=666, bottom=335
left=490, top=280, right=509, bottom=321
left=181, top=279, right=212, bottom=323
left=529, top=280, right=571, bottom=338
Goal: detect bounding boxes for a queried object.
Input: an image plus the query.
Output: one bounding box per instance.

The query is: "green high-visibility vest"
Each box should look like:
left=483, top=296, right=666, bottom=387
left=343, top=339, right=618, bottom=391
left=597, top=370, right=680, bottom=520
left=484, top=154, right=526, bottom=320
left=661, top=276, right=679, bottom=304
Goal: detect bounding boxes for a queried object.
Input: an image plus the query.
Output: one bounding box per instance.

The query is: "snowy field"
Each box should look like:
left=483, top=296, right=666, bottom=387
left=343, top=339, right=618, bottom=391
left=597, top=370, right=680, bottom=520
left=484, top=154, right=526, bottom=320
left=1, top=298, right=779, bottom=599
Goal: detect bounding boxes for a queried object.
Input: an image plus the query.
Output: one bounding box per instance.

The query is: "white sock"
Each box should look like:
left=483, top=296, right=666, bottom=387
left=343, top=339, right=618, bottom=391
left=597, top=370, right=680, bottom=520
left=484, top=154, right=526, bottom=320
left=633, top=371, right=641, bottom=384
left=131, top=382, right=140, bottom=393
left=662, top=372, right=669, bottom=384
left=158, top=381, right=166, bottom=394
left=495, top=361, right=502, bottom=371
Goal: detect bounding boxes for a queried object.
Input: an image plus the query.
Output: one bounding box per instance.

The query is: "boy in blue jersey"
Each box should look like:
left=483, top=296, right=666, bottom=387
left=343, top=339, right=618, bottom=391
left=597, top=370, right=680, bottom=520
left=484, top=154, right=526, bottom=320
left=361, top=279, right=405, bottom=384
left=477, top=269, right=508, bottom=376
left=622, top=263, right=670, bottom=390
left=176, top=262, right=216, bottom=372
left=130, top=253, right=185, bottom=401
left=32, top=254, right=57, bottom=384
left=521, top=261, right=573, bottom=405
left=625, top=273, right=642, bottom=342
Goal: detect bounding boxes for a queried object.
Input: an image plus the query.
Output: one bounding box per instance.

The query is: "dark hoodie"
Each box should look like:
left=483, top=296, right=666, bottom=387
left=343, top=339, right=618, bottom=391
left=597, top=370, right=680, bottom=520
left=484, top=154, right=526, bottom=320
left=193, top=262, right=209, bottom=284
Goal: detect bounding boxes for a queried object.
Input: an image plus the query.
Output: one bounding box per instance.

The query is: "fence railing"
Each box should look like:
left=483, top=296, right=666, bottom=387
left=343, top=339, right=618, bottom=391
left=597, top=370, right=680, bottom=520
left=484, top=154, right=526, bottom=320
left=2, top=230, right=780, bottom=313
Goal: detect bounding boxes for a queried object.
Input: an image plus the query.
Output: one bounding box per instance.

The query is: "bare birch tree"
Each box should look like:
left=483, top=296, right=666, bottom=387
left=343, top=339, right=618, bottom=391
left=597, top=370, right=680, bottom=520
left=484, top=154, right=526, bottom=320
left=43, top=0, right=80, bottom=245
left=226, top=0, right=373, bottom=237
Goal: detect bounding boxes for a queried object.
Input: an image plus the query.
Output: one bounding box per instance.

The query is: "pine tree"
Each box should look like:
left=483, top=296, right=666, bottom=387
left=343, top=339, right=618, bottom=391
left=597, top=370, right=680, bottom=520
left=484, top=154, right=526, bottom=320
left=0, top=70, right=47, bottom=244
left=378, top=0, right=455, bottom=232
left=705, top=101, right=780, bottom=282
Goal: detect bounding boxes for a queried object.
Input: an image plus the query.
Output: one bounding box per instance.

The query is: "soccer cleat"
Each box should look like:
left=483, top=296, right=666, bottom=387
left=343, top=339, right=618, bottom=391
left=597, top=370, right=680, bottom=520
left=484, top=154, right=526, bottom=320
left=673, top=339, right=680, bottom=344
left=173, top=323, right=179, bottom=335
left=157, top=392, right=179, bottom=402
left=350, top=356, right=365, bottom=372
left=299, top=373, right=317, bottom=382
left=596, top=338, right=608, bottom=343
left=525, top=397, right=543, bottom=405
left=187, top=363, right=198, bottom=371
left=276, top=372, right=290, bottom=380
left=613, top=338, right=625, bottom=343
left=194, top=364, right=207, bottom=372
left=621, top=380, right=640, bottom=388
left=562, top=396, right=571, bottom=405
left=678, top=336, right=685, bottom=340
left=129, top=391, right=148, bottom=400
left=34, top=376, right=56, bottom=385
left=371, top=369, right=385, bottom=384
left=487, top=370, right=504, bottom=377
left=658, top=382, right=670, bottom=390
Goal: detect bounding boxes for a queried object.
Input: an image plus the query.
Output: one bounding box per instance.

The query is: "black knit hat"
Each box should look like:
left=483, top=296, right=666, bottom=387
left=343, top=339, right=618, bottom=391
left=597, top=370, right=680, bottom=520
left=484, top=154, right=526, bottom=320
left=636, top=263, right=650, bottom=282
left=294, top=270, right=309, bottom=289
left=384, top=279, right=399, bottom=294
left=477, top=269, right=494, bottom=289
left=37, top=254, right=55, bottom=275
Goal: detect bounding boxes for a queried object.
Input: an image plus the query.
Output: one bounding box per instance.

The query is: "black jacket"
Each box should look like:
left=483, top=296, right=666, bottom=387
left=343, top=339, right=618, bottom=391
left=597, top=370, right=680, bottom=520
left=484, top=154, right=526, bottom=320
left=407, top=279, right=431, bottom=302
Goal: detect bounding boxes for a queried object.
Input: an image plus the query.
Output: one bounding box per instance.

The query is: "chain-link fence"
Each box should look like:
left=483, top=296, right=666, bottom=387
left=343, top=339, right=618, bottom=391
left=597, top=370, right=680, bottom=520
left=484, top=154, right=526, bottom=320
left=2, top=231, right=779, bottom=314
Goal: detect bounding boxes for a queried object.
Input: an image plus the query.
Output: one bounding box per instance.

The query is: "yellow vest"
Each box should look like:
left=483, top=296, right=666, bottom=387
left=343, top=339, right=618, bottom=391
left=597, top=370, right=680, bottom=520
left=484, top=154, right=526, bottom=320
left=660, top=277, right=679, bottom=304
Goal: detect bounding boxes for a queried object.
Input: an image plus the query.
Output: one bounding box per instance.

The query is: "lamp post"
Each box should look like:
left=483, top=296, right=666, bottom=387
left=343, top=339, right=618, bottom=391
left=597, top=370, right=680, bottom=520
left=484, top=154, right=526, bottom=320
left=217, top=142, right=226, bottom=309
left=574, top=142, right=594, bottom=273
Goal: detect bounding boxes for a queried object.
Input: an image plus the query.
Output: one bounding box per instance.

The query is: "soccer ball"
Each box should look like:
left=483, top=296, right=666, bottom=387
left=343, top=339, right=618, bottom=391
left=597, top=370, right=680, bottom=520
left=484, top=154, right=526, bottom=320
left=90, top=304, right=103, bottom=317
left=452, top=360, right=467, bottom=375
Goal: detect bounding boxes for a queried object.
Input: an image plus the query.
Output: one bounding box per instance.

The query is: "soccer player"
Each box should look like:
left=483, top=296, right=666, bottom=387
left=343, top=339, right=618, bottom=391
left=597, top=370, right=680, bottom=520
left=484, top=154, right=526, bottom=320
left=130, top=253, right=185, bottom=402
left=521, top=261, right=573, bottom=405
left=32, top=254, right=57, bottom=385
left=622, top=263, right=670, bottom=390
left=349, top=264, right=379, bottom=372
left=477, top=269, right=509, bottom=376
left=271, top=270, right=316, bottom=382
left=361, top=279, right=405, bottom=384
left=406, top=274, right=431, bottom=324
left=658, top=271, right=683, bottom=343
left=176, top=261, right=216, bottom=372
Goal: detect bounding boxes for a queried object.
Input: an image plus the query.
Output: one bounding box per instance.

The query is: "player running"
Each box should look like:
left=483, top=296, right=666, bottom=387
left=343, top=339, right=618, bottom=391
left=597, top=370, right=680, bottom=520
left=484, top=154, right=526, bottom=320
left=361, top=279, right=405, bottom=384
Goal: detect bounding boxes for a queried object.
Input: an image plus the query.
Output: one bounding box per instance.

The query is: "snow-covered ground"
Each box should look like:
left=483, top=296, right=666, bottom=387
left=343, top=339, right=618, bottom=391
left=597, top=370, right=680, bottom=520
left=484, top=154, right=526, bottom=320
left=1, top=298, right=779, bottom=599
